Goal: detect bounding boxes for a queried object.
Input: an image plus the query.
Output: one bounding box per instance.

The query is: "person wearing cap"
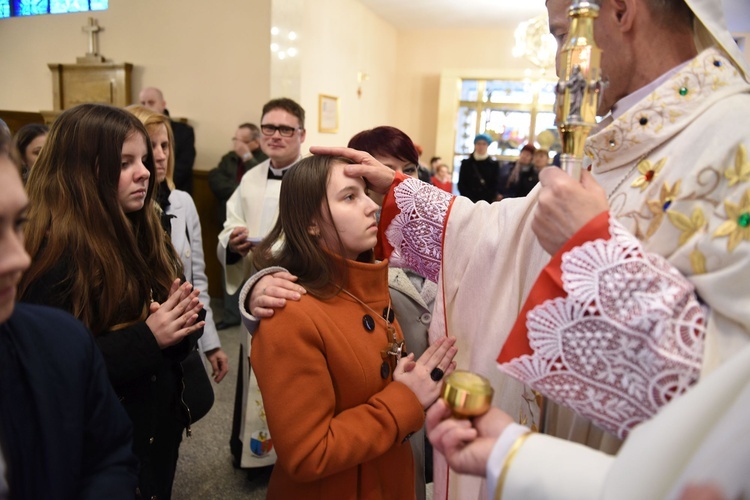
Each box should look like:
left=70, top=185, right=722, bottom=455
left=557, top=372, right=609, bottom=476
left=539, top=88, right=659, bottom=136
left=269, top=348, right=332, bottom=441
left=310, top=0, right=750, bottom=498
left=457, top=133, right=500, bottom=203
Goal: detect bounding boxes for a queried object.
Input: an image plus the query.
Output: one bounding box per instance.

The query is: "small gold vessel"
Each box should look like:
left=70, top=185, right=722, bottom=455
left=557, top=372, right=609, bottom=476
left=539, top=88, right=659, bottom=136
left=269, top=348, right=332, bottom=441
left=441, top=370, right=494, bottom=418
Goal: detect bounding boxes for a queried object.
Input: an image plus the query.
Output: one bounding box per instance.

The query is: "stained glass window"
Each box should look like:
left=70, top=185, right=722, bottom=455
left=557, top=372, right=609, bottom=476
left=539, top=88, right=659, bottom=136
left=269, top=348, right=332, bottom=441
left=1, top=0, right=105, bottom=18
left=453, top=77, right=559, bottom=168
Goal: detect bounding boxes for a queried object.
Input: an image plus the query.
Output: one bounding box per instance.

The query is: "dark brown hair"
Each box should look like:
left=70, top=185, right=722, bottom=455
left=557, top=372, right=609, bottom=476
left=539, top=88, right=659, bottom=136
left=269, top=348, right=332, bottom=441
left=253, top=155, right=371, bottom=297
left=11, top=123, right=49, bottom=169
left=262, top=98, right=305, bottom=129
left=19, top=103, right=181, bottom=334
left=348, top=126, right=419, bottom=166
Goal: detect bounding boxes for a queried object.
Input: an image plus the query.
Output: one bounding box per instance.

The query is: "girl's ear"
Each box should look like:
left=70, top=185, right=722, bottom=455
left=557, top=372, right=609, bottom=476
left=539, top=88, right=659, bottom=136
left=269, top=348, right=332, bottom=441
left=308, top=222, right=320, bottom=237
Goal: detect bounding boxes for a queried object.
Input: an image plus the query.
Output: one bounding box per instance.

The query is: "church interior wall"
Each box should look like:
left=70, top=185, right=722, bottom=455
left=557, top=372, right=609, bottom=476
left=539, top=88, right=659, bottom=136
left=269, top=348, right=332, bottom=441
left=299, top=0, right=399, bottom=149
left=392, top=27, right=536, bottom=163
left=3, top=2, right=746, bottom=173
left=0, top=0, right=272, bottom=173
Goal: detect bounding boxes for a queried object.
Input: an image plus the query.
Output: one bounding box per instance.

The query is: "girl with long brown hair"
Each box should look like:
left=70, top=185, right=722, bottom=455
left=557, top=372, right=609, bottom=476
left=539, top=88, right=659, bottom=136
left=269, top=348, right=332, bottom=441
left=127, top=105, right=229, bottom=383
left=250, top=154, right=457, bottom=499
left=18, top=103, right=205, bottom=499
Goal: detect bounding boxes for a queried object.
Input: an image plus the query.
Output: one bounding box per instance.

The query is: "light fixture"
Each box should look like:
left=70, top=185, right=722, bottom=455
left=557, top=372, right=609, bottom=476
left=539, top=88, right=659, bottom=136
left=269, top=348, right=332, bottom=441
left=270, top=27, right=298, bottom=62
left=512, top=13, right=557, bottom=76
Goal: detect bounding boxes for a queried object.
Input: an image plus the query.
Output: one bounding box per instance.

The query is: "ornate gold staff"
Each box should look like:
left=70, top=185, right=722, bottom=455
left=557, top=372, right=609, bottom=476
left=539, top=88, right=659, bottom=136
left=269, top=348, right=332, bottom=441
left=555, top=0, right=604, bottom=180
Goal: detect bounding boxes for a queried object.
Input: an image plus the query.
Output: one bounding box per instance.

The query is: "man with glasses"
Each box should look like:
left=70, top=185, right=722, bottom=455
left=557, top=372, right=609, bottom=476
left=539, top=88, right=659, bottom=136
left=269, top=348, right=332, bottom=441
left=216, top=98, right=305, bottom=469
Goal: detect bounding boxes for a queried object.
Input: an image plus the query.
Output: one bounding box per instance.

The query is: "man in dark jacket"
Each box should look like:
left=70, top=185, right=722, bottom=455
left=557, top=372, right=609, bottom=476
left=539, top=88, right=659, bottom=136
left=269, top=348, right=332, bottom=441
left=0, top=131, right=138, bottom=499
left=207, top=123, right=268, bottom=330
left=457, top=133, right=500, bottom=203
left=139, top=87, right=196, bottom=194
left=208, top=123, right=268, bottom=227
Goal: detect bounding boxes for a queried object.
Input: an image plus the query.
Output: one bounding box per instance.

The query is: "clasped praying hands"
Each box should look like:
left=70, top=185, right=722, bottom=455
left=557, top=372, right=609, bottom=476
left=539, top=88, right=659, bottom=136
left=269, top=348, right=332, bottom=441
left=147, top=279, right=205, bottom=348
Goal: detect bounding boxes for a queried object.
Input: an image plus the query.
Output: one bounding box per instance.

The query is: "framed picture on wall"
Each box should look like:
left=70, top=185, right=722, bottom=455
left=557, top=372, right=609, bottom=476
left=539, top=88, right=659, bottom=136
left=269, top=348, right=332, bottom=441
left=318, top=94, right=339, bottom=133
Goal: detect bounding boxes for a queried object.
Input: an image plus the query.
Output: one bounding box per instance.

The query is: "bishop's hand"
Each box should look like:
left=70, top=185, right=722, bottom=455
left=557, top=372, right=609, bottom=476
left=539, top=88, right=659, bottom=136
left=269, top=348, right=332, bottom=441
left=309, top=146, right=396, bottom=194
left=532, top=167, right=609, bottom=255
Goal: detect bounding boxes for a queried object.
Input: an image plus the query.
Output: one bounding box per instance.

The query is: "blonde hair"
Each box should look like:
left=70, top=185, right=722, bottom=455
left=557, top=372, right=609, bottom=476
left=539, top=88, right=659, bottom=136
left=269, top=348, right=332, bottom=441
left=126, top=104, right=176, bottom=190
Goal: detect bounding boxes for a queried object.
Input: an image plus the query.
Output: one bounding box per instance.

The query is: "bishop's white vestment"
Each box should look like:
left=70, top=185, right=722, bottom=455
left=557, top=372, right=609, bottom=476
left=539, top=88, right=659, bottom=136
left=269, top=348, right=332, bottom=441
left=377, top=47, right=750, bottom=500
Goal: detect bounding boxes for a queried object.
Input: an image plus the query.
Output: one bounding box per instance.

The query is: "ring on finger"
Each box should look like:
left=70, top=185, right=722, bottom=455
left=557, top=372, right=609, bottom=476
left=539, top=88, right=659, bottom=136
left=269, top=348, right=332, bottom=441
left=430, top=367, right=445, bottom=382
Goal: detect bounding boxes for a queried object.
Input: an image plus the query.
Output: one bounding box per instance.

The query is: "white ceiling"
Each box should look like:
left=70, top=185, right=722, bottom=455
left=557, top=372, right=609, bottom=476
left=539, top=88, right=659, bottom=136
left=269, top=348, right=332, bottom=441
left=358, top=0, right=750, bottom=32
left=357, top=0, right=546, bottom=30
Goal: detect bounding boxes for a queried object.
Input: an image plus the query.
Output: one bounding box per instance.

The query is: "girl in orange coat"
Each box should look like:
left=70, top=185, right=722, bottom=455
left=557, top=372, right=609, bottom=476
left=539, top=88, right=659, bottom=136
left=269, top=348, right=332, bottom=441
left=250, top=154, right=457, bottom=499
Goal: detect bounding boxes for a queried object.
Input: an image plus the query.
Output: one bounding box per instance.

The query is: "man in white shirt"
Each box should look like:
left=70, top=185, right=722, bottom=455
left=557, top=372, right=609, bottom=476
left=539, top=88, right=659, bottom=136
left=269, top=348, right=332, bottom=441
left=218, top=98, right=306, bottom=469
left=217, top=98, right=306, bottom=295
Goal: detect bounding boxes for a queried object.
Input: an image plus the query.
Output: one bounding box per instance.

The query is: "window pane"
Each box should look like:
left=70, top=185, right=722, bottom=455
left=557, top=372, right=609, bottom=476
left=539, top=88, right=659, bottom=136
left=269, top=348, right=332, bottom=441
left=13, top=0, right=48, bottom=15
left=535, top=111, right=561, bottom=153
left=454, top=106, right=477, bottom=155
left=460, top=80, right=479, bottom=102
left=483, top=109, right=531, bottom=156
left=452, top=154, right=469, bottom=187
left=537, top=82, right=558, bottom=106
left=453, top=154, right=469, bottom=171
left=50, top=0, right=87, bottom=13
left=4, top=0, right=106, bottom=15
left=487, top=80, right=533, bottom=104
left=534, top=111, right=556, bottom=135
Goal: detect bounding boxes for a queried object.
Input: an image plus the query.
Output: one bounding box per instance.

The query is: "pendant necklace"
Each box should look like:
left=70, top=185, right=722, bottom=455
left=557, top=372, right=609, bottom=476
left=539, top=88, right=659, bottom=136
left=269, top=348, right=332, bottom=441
left=341, top=288, right=405, bottom=380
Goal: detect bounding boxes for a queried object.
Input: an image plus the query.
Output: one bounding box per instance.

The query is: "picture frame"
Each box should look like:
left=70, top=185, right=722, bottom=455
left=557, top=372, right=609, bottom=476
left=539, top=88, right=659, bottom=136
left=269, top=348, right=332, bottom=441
left=318, top=94, right=339, bottom=133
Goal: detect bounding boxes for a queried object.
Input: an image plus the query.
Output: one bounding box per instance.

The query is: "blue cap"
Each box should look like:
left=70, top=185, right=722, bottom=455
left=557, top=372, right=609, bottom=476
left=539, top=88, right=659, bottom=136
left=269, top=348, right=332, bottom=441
left=474, top=133, right=492, bottom=145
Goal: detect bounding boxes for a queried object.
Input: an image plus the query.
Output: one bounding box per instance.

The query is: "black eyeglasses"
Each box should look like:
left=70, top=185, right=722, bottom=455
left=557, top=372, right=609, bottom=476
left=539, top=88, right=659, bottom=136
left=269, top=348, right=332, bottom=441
left=260, top=124, right=301, bottom=137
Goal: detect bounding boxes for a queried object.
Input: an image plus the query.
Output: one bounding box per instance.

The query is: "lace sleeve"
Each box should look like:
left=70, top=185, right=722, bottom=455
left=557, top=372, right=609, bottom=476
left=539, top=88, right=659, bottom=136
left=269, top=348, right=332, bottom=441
left=380, top=177, right=454, bottom=283
left=499, top=216, right=706, bottom=439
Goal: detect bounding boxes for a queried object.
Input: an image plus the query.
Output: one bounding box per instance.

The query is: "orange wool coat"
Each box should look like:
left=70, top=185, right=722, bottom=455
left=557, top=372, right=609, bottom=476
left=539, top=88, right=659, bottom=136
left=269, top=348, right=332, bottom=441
left=251, top=258, right=425, bottom=499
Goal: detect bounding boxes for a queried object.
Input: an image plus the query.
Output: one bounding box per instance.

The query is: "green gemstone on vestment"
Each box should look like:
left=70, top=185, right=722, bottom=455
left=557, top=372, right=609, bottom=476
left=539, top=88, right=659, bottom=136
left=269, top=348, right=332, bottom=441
left=738, top=213, right=750, bottom=228
left=679, top=87, right=688, bottom=96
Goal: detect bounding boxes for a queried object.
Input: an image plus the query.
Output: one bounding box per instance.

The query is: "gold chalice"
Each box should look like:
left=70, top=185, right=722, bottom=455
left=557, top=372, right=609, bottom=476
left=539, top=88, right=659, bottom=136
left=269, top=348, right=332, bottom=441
left=441, top=370, right=494, bottom=418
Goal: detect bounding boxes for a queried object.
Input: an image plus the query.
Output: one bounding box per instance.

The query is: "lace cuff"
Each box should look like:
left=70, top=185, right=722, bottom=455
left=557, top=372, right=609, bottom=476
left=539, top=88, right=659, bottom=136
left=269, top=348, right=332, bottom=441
left=499, top=215, right=706, bottom=438
left=378, top=176, right=454, bottom=283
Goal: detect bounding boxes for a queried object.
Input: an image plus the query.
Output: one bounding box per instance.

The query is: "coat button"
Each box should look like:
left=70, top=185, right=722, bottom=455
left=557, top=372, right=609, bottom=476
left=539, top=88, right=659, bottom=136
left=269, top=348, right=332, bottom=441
left=419, top=313, right=432, bottom=324
left=149, top=437, right=155, bottom=445
left=363, top=314, right=375, bottom=332
left=184, top=248, right=191, bottom=258
left=151, top=375, right=157, bottom=382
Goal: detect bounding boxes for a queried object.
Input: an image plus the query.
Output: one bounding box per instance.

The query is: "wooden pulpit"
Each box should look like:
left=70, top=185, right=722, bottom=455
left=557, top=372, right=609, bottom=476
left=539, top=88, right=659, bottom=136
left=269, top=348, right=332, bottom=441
left=40, top=18, right=133, bottom=124
left=48, top=61, right=133, bottom=111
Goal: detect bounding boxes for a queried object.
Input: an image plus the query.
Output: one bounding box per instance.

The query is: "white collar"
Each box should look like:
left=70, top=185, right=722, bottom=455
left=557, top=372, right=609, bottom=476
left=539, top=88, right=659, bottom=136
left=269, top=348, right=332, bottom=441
left=269, top=156, right=301, bottom=177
